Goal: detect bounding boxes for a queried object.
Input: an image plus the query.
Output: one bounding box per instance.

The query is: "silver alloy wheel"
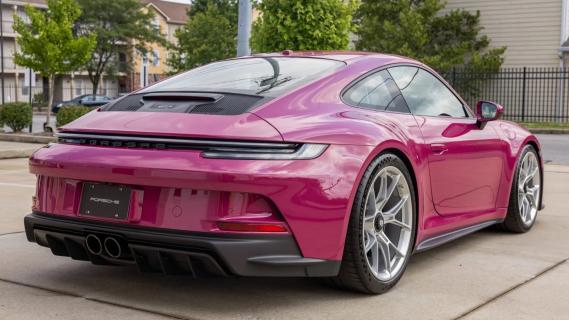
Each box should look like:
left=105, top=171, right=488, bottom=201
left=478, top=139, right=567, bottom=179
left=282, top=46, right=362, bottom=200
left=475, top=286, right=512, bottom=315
left=518, top=151, right=541, bottom=226
left=362, top=166, right=413, bottom=281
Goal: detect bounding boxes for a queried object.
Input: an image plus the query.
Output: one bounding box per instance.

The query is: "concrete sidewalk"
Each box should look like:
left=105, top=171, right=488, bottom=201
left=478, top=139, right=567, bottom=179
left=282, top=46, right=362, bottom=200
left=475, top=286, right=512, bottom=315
left=0, top=141, right=45, bottom=159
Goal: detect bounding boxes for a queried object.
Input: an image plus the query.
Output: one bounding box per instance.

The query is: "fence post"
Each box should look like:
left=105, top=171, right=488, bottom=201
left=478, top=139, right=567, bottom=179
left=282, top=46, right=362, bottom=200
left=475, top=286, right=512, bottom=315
left=28, top=69, right=33, bottom=133
left=521, top=67, right=527, bottom=122
left=558, top=68, right=566, bottom=123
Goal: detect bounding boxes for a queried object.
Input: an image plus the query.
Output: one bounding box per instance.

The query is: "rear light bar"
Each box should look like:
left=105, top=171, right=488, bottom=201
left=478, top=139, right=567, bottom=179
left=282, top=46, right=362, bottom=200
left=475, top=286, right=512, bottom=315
left=56, top=132, right=327, bottom=160
left=216, top=221, right=288, bottom=233
left=201, top=143, right=327, bottom=160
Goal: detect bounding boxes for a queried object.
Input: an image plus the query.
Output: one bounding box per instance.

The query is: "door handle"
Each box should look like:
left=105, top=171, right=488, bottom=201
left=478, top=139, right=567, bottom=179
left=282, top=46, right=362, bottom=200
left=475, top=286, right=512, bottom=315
left=430, top=143, right=448, bottom=155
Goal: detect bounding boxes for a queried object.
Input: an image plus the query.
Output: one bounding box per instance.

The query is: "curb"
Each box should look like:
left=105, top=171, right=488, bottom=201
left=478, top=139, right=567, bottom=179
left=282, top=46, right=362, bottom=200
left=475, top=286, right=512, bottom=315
left=0, top=149, right=38, bottom=159
left=0, top=133, right=56, bottom=144
left=527, top=128, right=569, bottom=135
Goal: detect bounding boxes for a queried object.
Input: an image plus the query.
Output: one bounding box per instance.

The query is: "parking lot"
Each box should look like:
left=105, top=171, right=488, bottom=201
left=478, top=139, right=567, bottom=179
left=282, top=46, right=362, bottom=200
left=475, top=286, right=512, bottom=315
left=1, top=136, right=569, bottom=320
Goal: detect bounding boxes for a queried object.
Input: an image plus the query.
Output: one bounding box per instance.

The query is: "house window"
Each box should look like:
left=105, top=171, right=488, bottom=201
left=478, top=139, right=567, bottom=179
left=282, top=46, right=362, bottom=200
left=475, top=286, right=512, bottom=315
left=118, top=52, right=127, bottom=72
left=152, top=49, right=160, bottom=66
left=151, top=17, right=160, bottom=32
left=74, top=79, right=82, bottom=96
left=21, top=78, right=29, bottom=96
left=18, top=10, right=30, bottom=23
left=141, top=51, right=149, bottom=66
left=103, top=80, right=112, bottom=96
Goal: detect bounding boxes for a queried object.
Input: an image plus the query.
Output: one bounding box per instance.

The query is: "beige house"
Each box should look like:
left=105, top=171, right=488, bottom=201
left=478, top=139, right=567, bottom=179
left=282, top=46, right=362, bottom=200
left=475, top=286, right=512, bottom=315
left=125, top=0, right=189, bottom=91
left=0, top=0, right=47, bottom=104
left=0, top=0, right=190, bottom=105
left=443, top=0, right=569, bottom=68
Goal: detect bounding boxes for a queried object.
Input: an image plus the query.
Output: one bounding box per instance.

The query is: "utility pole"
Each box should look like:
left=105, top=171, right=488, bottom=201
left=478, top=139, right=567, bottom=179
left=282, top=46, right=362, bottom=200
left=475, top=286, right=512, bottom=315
left=0, top=0, right=5, bottom=104
left=236, top=0, right=252, bottom=57
left=28, top=68, right=32, bottom=133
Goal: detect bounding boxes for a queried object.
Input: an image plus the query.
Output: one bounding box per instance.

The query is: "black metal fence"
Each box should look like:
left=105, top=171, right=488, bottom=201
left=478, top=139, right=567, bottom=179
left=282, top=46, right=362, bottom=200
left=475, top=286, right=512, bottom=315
left=444, top=67, right=569, bottom=123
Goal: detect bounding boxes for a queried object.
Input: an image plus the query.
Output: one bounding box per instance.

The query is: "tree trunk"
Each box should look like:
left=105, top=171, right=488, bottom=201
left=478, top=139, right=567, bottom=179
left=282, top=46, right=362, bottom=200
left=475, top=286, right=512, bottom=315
left=91, top=74, right=101, bottom=96
left=46, top=74, right=54, bottom=132
left=14, top=72, right=19, bottom=103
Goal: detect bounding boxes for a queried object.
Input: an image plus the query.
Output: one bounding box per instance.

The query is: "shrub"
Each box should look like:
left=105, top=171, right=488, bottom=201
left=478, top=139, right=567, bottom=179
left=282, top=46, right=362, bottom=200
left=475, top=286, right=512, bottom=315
left=33, top=92, right=47, bottom=111
left=56, top=105, right=92, bottom=127
left=0, top=102, right=33, bottom=132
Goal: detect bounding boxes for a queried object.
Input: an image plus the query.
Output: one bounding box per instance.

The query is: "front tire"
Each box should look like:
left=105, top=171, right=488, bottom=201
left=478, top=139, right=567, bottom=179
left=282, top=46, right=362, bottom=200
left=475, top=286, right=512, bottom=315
left=332, top=153, right=417, bottom=294
left=502, top=145, right=542, bottom=233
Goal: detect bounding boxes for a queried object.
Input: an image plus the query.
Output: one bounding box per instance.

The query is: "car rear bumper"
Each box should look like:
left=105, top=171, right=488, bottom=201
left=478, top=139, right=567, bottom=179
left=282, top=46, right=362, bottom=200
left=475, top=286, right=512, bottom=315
left=24, top=212, right=340, bottom=277
left=29, top=142, right=374, bottom=260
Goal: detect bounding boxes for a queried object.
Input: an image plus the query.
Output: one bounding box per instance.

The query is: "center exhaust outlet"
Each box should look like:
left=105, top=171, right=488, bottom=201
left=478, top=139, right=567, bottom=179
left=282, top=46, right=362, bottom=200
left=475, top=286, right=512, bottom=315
left=85, top=234, right=103, bottom=256
left=103, top=237, right=123, bottom=258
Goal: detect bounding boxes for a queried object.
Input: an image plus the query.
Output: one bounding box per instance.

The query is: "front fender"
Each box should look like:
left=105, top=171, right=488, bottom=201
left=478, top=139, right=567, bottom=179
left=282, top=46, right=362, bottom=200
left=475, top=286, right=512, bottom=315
left=491, top=120, right=543, bottom=209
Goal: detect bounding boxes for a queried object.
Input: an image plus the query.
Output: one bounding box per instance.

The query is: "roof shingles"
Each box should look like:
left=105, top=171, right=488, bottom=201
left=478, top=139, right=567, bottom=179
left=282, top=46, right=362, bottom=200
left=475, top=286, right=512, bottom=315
left=14, top=0, right=190, bottom=25
left=141, top=0, right=190, bottom=25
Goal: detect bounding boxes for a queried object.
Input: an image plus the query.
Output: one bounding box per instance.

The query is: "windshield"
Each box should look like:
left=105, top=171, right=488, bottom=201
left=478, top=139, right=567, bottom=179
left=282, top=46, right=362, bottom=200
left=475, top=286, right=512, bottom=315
left=140, top=57, right=345, bottom=97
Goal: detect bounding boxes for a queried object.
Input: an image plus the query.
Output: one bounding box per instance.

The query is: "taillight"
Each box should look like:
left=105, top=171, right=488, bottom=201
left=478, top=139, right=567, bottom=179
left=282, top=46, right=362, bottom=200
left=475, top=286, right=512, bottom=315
left=201, top=143, right=328, bottom=160
left=216, top=221, right=287, bottom=233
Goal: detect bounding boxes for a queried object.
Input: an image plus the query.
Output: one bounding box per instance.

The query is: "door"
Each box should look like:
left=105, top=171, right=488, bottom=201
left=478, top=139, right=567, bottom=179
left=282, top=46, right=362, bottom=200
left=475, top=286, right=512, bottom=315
left=388, top=66, right=505, bottom=216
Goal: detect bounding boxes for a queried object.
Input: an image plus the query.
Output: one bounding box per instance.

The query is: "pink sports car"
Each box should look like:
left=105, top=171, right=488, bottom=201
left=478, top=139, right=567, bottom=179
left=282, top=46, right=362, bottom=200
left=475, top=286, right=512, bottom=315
left=25, top=52, right=543, bottom=294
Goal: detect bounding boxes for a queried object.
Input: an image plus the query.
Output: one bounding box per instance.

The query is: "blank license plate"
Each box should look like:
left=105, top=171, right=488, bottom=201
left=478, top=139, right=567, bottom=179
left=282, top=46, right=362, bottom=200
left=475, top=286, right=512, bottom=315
left=79, top=183, right=131, bottom=220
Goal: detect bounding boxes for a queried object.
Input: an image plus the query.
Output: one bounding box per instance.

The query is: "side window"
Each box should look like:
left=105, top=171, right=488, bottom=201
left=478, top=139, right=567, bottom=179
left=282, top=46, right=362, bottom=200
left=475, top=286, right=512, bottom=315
left=343, top=70, right=410, bottom=113
left=389, top=66, right=467, bottom=118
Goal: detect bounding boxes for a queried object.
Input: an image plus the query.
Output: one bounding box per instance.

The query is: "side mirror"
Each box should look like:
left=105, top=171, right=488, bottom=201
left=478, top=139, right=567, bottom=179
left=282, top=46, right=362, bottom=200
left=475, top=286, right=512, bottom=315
left=476, top=101, right=503, bottom=129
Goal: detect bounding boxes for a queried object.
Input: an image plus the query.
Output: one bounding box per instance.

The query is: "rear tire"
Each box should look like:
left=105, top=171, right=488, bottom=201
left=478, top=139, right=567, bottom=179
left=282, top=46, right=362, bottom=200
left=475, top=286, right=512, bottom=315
left=501, top=145, right=542, bottom=233
left=331, top=153, right=417, bottom=294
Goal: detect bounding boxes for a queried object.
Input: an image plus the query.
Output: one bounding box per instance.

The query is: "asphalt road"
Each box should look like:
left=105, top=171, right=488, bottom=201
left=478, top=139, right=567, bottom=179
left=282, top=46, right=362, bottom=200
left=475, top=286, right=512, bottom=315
left=536, top=134, right=569, bottom=165
left=1, top=154, right=569, bottom=319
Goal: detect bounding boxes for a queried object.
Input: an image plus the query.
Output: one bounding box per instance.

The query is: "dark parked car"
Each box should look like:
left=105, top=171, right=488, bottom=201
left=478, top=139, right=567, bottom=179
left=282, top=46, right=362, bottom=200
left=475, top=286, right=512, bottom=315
left=52, top=94, right=112, bottom=113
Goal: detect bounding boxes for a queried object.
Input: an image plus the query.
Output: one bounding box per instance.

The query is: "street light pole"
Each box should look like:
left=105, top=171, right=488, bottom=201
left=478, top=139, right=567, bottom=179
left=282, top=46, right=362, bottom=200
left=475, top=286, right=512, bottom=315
left=236, top=0, right=251, bottom=57
left=0, top=0, right=5, bottom=104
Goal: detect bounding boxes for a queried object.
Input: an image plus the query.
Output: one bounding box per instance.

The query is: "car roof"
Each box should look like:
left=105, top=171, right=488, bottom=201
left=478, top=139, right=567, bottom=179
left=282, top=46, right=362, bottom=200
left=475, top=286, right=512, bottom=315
left=252, top=50, right=419, bottom=64
left=77, top=94, right=107, bottom=98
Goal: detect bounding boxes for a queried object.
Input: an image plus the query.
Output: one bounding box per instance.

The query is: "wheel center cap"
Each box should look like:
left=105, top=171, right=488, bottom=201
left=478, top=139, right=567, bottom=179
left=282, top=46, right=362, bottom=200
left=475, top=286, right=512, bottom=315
left=374, top=216, right=385, bottom=232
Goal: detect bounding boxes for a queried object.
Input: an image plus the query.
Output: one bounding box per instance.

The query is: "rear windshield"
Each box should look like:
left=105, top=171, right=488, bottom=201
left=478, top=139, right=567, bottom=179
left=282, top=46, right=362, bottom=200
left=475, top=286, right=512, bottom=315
left=140, top=57, right=345, bottom=97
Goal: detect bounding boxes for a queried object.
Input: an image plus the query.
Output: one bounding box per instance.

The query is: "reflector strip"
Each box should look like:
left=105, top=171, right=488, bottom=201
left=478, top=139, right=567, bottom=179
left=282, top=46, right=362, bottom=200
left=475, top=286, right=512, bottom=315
left=216, top=222, right=287, bottom=233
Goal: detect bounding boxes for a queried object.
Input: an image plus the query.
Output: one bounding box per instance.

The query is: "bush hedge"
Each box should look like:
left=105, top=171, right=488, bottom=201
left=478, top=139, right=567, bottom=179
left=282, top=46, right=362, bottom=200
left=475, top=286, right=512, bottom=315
left=0, top=102, right=33, bottom=132
left=33, top=93, right=48, bottom=112
left=56, top=105, right=92, bottom=127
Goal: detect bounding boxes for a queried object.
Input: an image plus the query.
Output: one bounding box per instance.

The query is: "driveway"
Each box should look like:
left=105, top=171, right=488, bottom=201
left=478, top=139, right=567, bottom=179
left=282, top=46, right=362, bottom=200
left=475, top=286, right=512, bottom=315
left=0, top=156, right=568, bottom=320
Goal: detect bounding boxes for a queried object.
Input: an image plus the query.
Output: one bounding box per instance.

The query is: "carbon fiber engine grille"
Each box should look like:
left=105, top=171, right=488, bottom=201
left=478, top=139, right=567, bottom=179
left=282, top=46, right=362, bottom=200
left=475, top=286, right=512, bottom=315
left=104, top=92, right=265, bottom=115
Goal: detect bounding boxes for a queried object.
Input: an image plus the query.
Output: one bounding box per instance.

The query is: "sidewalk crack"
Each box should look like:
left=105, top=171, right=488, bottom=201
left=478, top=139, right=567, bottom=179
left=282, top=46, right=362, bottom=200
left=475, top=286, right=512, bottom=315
left=0, top=231, right=24, bottom=237
left=453, top=257, right=569, bottom=319
left=0, top=277, right=198, bottom=320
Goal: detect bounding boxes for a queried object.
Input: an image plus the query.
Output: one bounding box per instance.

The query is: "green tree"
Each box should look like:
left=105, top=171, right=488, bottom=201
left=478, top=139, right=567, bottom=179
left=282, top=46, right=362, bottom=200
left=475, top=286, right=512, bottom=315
left=251, top=0, right=356, bottom=52
left=76, top=0, right=165, bottom=95
left=13, top=0, right=96, bottom=129
left=354, top=0, right=506, bottom=73
left=167, top=3, right=237, bottom=73
left=189, top=0, right=237, bottom=25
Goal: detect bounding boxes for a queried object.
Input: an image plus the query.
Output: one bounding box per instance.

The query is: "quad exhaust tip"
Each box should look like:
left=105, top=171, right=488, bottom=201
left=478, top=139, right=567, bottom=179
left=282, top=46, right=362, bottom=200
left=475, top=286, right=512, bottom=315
left=103, top=236, right=122, bottom=258
left=85, top=234, right=103, bottom=256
